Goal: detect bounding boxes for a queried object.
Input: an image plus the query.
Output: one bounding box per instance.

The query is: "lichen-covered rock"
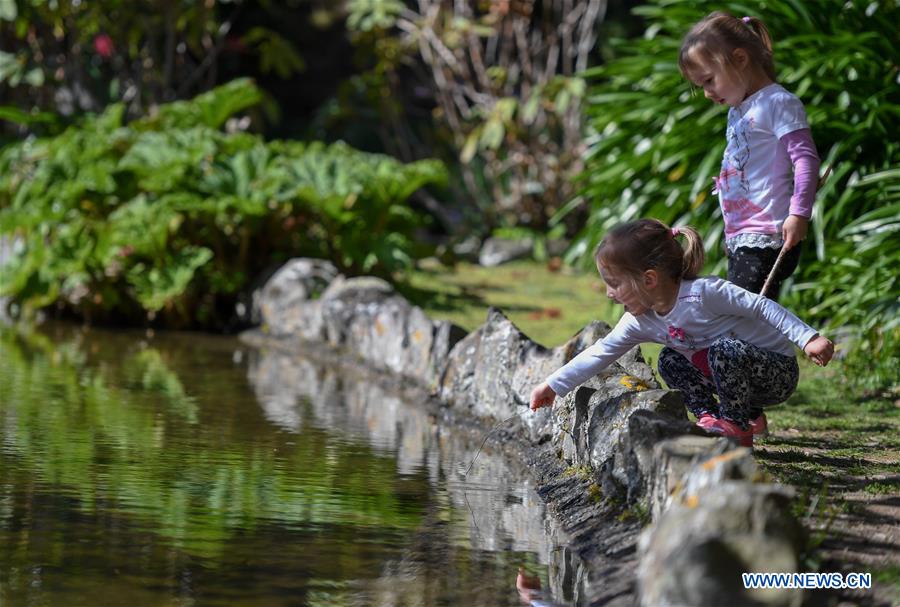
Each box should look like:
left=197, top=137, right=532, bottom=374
left=257, top=258, right=339, bottom=336
left=646, top=435, right=746, bottom=520
left=438, top=307, right=542, bottom=421
left=638, top=482, right=805, bottom=607
left=255, top=266, right=466, bottom=386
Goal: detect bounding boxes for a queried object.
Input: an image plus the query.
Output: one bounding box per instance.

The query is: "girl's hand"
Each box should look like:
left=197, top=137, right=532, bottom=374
left=530, top=382, right=557, bottom=411
left=782, top=215, right=809, bottom=251
left=804, top=335, right=835, bottom=367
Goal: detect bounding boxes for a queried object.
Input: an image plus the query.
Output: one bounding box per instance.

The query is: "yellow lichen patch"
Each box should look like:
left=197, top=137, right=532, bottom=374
left=620, top=375, right=649, bottom=391
left=684, top=494, right=699, bottom=508
left=700, top=448, right=748, bottom=471
left=374, top=320, right=385, bottom=336
left=412, top=329, right=423, bottom=343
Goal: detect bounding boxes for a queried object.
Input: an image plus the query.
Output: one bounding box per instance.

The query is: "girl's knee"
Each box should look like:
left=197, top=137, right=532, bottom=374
left=708, top=336, right=743, bottom=364
left=657, top=347, right=685, bottom=379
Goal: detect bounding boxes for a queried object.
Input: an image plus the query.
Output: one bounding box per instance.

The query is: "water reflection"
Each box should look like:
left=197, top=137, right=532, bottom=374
left=0, top=324, right=589, bottom=606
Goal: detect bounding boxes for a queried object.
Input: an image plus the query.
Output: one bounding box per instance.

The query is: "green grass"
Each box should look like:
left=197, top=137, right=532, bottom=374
left=758, top=362, right=900, bottom=486
left=399, top=258, right=620, bottom=348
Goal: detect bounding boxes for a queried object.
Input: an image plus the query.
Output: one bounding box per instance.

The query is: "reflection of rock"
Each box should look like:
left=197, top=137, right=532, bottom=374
left=0, top=236, right=17, bottom=322
left=246, top=347, right=564, bottom=563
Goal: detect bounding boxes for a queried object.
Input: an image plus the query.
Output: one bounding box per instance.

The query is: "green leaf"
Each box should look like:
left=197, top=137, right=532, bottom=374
left=126, top=247, right=213, bottom=311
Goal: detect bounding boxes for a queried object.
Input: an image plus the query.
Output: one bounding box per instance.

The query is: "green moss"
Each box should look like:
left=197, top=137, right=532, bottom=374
left=562, top=465, right=592, bottom=480
left=617, top=501, right=650, bottom=525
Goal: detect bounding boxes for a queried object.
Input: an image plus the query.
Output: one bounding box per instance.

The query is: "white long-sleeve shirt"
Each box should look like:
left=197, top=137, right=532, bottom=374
left=546, top=276, right=818, bottom=397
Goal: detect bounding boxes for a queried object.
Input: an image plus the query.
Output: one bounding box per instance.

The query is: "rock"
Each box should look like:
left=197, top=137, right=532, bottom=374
left=598, top=408, right=699, bottom=504
left=646, top=435, right=752, bottom=520
left=451, top=234, right=483, bottom=261
left=253, top=264, right=466, bottom=386
left=638, top=482, right=805, bottom=607
left=438, top=307, right=542, bottom=422
left=256, top=258, right=339, bottom=333
left=478, top=237, right=534, bottom=266
left=331, top=294, right=466, bottom=387
left=320, top=274, right=394, bottom=302
left=438, top=311, right=664, bottom=444
left=554, top=389, right=687, bottom=476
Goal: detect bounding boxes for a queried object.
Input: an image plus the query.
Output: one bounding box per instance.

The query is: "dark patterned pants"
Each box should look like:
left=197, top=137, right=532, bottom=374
left=657, top=337, right=799, bottom=429
left=727, top=243, right=802, bottom=302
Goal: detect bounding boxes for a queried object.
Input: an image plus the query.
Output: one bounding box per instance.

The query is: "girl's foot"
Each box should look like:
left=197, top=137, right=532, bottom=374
left=749, top=413, right=768, bottom=437
left=695, top=414, right=754, bottom=447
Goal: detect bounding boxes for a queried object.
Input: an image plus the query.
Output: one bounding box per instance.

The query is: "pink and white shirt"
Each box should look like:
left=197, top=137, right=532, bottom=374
left=715, top=83, right=820, bottom=251
left=545, top=277, right=818, bottom=397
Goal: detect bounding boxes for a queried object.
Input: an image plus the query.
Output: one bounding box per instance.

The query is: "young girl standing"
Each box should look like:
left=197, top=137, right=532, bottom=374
left=529, top=219, right=834, bottom=446
left=679, top=12, right=821, bottom=301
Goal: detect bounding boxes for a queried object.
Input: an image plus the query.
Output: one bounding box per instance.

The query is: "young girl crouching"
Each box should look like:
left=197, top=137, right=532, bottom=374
left=529, top=219, right=834, bottom=447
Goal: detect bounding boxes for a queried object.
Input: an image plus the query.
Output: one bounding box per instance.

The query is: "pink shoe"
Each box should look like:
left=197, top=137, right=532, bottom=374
left=696, top=413, right=720, bottom=430
left=695, top=414, right=753, bottom=447
left=749, top=413, right=768, bottom=437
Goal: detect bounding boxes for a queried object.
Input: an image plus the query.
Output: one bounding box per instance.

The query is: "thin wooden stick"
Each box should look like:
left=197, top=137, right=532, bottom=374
left=760, top=246, right=789, bottom=298
left=818, top=163, right=833, bottom=189
left=761, top=163, right=834, bottom=298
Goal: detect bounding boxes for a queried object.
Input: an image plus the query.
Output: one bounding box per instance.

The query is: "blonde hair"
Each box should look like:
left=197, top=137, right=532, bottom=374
left=594, top=219, right=704, bottom=300
left=679, top=11, right=775, bottom=82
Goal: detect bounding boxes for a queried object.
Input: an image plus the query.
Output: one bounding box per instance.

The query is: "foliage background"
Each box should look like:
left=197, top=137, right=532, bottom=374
left=0, top=79, right=445, bottom=328
left=0, top=0, right=897, bottom=386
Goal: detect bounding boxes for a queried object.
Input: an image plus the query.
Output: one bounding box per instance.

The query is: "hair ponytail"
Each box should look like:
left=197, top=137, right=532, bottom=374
left=742, top=16, right=773, bottom=55
left=676, top=225, right=705, bottom=279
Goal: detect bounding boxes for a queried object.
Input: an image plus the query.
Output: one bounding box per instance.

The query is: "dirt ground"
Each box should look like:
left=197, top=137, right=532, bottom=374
left=756, top=429, right=900, bottom=607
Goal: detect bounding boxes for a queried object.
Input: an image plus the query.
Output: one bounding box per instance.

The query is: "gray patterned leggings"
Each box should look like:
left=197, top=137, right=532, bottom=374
left=657, top=337, right=799, bottom=429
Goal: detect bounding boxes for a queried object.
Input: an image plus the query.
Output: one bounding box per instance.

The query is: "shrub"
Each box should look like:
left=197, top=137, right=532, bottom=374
left=0, top=79, right=447, bottom=328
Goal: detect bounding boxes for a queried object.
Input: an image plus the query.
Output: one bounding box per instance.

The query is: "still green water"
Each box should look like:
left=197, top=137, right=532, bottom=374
left=0, top=324, right=579, bottom=606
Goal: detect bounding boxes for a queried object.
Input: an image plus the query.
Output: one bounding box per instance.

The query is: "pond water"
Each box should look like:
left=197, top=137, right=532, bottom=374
left=0, top=323, right=589, bottom=606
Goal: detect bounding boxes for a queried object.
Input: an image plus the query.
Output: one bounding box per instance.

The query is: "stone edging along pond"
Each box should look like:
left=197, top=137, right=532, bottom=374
left=240, top=258, right=808, bottom=607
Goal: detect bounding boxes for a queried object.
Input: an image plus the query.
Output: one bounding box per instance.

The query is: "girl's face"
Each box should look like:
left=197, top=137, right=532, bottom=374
left=598, top=264, right=651, bottom=316
left=686, top=50, right=748, bottom=107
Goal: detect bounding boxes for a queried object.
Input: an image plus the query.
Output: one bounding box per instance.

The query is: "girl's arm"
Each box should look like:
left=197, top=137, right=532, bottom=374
left=707, top=279, right=834, bottom=366
left=780, top=129, right=820, bottom=250
left=533, top=316, right=641, bottom=409
left=706, top=279, right=818, bottom=349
